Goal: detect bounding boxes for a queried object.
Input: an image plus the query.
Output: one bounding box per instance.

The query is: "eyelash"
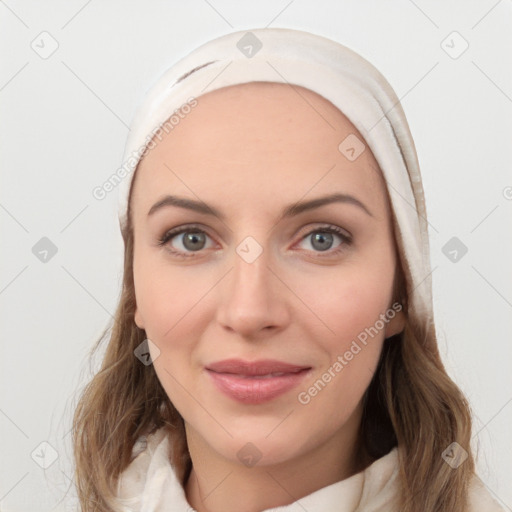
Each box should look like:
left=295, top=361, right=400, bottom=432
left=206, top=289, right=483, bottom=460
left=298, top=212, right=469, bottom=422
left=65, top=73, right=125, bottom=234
left=157, top=223, right=352, bottom=259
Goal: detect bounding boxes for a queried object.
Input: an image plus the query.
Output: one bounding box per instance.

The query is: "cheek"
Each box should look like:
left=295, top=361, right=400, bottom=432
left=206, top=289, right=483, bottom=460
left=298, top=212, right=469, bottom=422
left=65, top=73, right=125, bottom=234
left=293, top=275, right=390, bottom=429
left=301, top=260, right=396, bottom=346
left=293, top=250, right=396, bottom=421
left=133, top=250, right=210, bottom=341
left=133, top=255, right=207, bottom=409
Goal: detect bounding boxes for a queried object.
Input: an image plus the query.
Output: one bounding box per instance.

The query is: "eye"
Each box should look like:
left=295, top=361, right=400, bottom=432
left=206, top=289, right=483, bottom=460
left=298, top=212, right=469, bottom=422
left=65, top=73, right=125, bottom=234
left=296, top=225, right=352, bottom=255
left=158, top=223, right=352, bottom=259
left=158, top=225, right=214, bottom=258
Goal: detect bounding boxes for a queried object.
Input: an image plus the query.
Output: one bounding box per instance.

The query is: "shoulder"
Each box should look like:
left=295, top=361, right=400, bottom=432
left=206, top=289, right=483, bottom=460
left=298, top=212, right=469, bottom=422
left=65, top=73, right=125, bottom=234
left=357, top=446, right=401, bottom=509
left=467, top=474, right=506, bottom=512
left=359, top=448, right=506, bottom=512
left=115, top=427, right=170, bottom=509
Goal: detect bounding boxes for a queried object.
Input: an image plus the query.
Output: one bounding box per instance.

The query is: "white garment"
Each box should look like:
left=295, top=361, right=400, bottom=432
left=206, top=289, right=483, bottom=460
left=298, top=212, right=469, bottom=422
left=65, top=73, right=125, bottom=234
left=115, top=429, right=505, bottom=512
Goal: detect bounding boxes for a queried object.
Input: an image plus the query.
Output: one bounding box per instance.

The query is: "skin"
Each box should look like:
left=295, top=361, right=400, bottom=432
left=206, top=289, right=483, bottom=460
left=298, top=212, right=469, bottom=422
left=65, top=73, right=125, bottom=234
left=131, top=82, right=405, bottom=512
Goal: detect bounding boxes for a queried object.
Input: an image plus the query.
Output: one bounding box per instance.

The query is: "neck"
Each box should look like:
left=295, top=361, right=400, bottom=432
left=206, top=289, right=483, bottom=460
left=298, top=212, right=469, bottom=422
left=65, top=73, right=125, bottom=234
left=184, top=404, right=365, bottom=512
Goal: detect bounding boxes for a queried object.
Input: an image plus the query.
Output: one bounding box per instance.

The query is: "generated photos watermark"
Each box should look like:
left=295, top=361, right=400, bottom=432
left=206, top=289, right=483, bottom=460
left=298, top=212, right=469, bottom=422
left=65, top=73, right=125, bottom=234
left=92, top=96, right=198, bottom=201
left=297, top=301, right=403, bottom=405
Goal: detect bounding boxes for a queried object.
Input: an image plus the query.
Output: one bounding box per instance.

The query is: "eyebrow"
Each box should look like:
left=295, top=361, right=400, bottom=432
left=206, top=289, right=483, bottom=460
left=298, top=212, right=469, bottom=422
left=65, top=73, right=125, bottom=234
left=147, top=193, right=373, bottom=220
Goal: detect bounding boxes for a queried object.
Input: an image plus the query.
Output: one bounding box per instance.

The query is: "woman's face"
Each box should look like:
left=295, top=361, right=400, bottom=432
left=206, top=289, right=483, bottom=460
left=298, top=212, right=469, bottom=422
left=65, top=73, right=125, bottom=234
left=131, top=82, right=405, bottom=467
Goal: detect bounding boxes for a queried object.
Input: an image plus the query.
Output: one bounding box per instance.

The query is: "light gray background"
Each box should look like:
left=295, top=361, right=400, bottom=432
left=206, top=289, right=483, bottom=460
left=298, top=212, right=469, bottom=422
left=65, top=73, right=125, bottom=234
left=1, top=1, right=511, bottom=511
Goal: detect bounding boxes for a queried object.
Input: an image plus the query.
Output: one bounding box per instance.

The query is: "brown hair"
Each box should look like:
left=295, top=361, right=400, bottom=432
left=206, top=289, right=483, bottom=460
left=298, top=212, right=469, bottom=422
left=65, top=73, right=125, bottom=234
left=72, top=183, right=476, bottom=512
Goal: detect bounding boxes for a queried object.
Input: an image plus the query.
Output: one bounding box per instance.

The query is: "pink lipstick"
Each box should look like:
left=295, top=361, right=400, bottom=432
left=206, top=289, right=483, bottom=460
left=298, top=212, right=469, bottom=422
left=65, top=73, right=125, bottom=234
left=205, top=359, right=311, bottom=404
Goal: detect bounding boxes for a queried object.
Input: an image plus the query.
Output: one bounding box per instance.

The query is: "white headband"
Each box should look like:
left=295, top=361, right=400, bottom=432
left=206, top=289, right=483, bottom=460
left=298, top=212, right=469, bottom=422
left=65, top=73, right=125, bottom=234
left=117, top=27, right=434, bottom=338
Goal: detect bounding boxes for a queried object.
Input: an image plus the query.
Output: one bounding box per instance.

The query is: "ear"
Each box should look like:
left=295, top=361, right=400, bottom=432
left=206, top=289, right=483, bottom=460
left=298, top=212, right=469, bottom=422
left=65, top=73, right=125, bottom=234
left=134, top=307, right=145, bottom=330
left=384, top=308, right=406, bottom=339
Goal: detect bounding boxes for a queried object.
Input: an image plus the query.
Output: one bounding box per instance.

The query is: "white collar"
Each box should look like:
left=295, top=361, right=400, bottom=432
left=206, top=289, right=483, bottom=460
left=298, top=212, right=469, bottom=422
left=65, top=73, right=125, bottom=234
left=116, top=428, right=401, bottom=512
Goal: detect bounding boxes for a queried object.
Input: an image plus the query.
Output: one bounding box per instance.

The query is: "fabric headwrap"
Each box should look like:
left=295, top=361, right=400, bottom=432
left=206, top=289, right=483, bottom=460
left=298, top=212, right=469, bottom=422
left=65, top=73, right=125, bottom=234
left=117, top=27, right=435, bottom=350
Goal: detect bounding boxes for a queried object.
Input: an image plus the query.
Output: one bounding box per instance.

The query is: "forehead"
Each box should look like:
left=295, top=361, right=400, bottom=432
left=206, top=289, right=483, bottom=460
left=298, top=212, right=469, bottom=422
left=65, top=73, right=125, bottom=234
left=130, top=82, right=387, bottom=218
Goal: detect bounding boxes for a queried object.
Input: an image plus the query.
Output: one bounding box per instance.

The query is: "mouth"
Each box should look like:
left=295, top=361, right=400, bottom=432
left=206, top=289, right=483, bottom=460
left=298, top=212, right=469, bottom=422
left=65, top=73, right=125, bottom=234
left=205, top=359, right=312, bottom=404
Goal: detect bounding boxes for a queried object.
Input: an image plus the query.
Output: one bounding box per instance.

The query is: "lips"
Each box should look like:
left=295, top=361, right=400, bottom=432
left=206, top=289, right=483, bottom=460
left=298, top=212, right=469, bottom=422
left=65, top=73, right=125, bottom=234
left=205, top=359, right=311, bottom=404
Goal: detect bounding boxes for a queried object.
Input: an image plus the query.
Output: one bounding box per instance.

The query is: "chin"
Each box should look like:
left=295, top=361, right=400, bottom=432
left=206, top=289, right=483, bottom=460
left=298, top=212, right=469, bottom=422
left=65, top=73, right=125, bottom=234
left=200, top=418, right=315, bottom=468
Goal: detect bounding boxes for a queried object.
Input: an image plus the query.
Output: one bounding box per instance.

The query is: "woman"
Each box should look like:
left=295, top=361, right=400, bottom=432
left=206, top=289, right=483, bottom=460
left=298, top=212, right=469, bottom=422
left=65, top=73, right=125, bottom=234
left=72, top=28, right=504, bottom=511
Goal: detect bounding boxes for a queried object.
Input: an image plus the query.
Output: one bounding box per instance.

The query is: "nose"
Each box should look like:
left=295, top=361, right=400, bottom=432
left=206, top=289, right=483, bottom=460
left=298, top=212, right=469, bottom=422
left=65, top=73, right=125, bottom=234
left=215, top=243, right=291, bottom=339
